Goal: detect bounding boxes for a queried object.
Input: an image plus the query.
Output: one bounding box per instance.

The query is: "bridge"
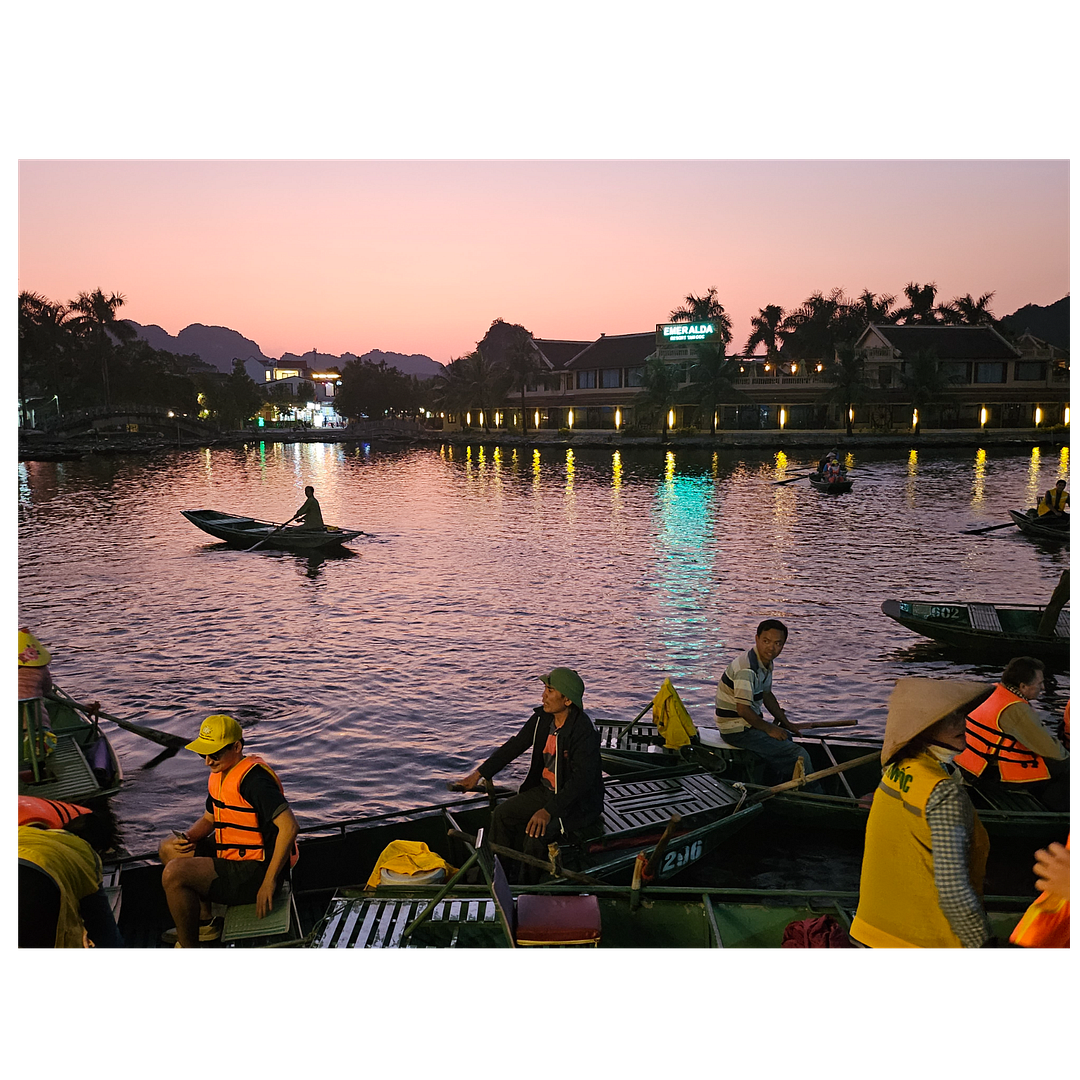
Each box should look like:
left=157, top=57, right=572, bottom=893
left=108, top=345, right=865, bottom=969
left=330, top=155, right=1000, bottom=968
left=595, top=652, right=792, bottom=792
left=40, top=404, right=219, bottom=439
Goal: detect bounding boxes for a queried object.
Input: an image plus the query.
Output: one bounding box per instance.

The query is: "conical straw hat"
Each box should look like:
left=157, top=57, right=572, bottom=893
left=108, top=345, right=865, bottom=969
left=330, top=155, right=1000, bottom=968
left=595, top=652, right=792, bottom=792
left=18, top=628, right=51, bottom=667
left=881, top=678, right=989, bottom=764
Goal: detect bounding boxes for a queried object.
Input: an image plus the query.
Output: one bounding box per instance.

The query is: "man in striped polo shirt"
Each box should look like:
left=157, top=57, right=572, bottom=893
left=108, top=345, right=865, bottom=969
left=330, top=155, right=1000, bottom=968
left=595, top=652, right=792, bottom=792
left=714, top=619, right=816, bottom=787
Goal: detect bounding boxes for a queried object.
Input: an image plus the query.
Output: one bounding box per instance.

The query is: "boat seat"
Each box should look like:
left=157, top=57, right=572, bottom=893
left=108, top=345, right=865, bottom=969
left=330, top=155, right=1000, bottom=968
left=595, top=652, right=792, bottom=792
left=478, top=846, right=600, bottom=948
left=312, top=894, right=504, bottom=948
left=967, top=604, right=1003, bottom=632
left=221, top=876, right=299, bottom=945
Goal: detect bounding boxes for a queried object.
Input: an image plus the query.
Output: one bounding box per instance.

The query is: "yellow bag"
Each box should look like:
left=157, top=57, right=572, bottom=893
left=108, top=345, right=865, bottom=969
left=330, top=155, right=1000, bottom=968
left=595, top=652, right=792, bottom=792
left=653, top=678, right=698, bottom=750
left=366, top=840, right=458, bottom=889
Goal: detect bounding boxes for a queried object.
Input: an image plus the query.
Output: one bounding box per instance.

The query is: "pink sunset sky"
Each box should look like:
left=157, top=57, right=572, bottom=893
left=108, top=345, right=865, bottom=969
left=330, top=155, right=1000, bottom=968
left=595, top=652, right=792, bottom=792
left=18, top=159, right=1068, bottom=365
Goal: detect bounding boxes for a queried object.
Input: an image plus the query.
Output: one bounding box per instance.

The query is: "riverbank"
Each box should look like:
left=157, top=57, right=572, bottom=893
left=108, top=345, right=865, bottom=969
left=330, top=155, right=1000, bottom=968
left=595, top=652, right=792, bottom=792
left=18, top=425, right=1069, bottom=461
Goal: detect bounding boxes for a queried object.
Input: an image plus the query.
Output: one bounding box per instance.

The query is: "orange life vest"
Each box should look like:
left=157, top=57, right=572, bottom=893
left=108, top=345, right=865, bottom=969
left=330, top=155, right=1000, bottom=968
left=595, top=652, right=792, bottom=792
left=1010, top=837, right=1070, bottom=948
left=18, top=795, right=91, bottom=830
left=955, top=684, right=1051, bottom=783
left=207, top=754, right=298, bottom=864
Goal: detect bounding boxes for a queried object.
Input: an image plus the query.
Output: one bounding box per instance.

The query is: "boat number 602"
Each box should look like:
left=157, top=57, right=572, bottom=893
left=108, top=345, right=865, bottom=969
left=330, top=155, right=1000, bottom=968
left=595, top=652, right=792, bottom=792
left=661, top=840, right=703, bottom=876
left=928, top=606, right=964, bottom=621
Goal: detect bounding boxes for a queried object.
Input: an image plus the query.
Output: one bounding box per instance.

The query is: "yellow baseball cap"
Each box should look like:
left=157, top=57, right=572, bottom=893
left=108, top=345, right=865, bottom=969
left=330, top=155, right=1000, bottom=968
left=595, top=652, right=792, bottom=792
left=185, top=714, right=244, bottom=755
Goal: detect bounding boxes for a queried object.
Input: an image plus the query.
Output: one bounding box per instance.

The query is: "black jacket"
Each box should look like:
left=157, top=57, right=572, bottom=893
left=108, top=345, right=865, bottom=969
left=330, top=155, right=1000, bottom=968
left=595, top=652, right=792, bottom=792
left=479, top=704, right=604, bottom=831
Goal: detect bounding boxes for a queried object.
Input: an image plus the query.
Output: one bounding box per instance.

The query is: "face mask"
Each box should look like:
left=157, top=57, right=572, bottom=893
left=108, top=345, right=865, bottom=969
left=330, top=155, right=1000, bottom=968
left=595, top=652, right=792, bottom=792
left=927, top=743, right=959, bottom=765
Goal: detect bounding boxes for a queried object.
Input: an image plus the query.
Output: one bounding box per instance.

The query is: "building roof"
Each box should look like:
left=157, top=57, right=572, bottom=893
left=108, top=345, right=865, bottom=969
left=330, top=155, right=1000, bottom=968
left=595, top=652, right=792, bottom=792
left=562, top=332, right=657, bottom=370
left=860, top=324, right=1020, bottom=360
left=533, top=338, right=591, bottom=369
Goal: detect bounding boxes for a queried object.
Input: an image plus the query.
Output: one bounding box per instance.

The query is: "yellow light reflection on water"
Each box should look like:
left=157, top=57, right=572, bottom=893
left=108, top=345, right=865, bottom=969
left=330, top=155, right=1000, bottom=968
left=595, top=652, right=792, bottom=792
left=775, top=450, right=789, bottom=475
left=612, top=451, right=622, bottom=491
left=565, top=449, right=576, bottom=506
left=712, top=452, right=718, bottom=479
left=971, top=448, right=987, bottom=505
left=1026, top=447, right=1042, bottom=508
left=1060, top=446, right=1069, bottom=472
left=665, top=451, right=676, bottom=486
left=906, top=449, right=918, bottom=507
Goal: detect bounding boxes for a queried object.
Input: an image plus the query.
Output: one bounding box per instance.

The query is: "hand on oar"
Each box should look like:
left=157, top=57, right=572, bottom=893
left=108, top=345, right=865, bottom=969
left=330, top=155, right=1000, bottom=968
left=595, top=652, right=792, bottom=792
left=244, top=514, right=295, bottom=548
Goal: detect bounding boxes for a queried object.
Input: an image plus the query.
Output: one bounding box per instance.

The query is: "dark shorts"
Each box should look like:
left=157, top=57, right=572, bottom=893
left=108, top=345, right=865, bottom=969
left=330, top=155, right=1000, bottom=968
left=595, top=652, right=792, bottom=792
left=207, top=858, right=268, bottom=906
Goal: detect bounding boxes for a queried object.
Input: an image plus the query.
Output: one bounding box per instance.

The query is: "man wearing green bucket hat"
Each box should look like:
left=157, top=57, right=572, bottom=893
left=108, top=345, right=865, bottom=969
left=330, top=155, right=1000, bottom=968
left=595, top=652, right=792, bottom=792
left=457, top=667, right=603, bottom=883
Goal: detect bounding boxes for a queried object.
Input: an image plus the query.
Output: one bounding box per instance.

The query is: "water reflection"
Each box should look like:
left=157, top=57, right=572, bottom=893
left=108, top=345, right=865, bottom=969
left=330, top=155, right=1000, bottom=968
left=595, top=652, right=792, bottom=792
left=971, top=447, right=987, bottom=505
left=17, top=443, right=1069, bottom=839
left=1026, top=446, right=1042, bottom=509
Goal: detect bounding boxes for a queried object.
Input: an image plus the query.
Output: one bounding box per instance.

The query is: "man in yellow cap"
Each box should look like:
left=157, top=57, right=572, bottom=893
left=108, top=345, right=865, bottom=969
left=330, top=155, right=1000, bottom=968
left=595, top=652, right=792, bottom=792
left=158, top=714, right=298, bottom=947
left=456, top=667, right=603, bottom=883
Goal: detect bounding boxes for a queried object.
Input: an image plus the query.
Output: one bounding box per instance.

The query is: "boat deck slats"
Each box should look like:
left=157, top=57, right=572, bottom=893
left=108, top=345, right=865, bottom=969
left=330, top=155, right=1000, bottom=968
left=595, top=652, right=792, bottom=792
left=599, top=773, right=737, bottom=834
left=314, top=897, right=499, bottom=948
left=967, top=604, right=1003, bottom=632
left=597, top=723, right=663, bottom=753
left=22, top=734, right=99, bottom=802
left=1055, top=610, right=1069, bottom=638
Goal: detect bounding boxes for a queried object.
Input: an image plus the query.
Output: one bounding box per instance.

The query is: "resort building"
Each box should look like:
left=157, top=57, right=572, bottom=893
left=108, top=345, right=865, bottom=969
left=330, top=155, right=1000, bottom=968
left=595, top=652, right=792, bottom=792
left=258, top=357, right=345, bottom=426
left=441, top=320, right=1068, bottom=436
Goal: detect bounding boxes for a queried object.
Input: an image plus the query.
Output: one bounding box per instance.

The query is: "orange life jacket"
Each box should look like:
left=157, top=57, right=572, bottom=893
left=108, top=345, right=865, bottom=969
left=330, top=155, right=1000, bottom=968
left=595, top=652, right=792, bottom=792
left=207, top=754, right=298, bottom=864
left=1010, top=837, right=1070, bottom=948
left=18, top=795, right=91, bottom=830
left=956, top=684, right=1051, bottom=783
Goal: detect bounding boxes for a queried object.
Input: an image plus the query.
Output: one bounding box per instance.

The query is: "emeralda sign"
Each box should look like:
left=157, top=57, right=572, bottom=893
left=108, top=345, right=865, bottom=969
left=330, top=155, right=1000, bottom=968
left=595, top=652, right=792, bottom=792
left=656, top=321, right=722, bottom=346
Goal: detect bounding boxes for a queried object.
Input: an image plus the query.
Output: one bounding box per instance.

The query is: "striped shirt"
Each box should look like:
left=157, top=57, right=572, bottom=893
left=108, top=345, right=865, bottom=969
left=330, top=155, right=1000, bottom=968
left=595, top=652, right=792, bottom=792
left=714, top=648, right=773, bottom=734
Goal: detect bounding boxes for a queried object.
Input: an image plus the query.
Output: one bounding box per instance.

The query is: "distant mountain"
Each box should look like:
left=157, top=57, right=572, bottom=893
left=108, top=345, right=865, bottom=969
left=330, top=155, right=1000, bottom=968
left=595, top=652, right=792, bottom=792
left=125, top=322, right=270, bottom=382
left=1000, top=296, right=1069, bottom=351
left=125, top=321, right=443, bottom=380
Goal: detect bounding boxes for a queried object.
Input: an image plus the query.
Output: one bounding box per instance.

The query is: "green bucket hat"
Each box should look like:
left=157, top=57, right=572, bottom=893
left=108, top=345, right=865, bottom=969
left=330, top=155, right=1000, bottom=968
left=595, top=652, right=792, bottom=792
left=540, top=667, right=584, bottom=709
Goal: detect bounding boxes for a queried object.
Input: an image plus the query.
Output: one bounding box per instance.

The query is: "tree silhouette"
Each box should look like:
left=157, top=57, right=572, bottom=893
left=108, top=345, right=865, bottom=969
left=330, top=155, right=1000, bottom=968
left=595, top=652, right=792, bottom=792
left=894, top=282, right=941, bottom=324
left=636, top=354, right=680, bottom=438
left=779, top=288, right=862, bottom=360
left=938, top=291, right=997, bottom=326
left=669, top=287, right=733, bottom=345
left=744, top=304, right=785, bottom=359
left=67, top=288, right=136, bottom=409
left=897, top=348, right=961, bottom=434
left=819, top=344, right=872, bottom=436
left=683, top=342, right=746, bottom=435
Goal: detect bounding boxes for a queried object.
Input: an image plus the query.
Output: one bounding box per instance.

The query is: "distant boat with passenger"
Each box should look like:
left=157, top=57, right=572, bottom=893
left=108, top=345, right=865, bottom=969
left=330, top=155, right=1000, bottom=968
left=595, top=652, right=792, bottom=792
left=181, top=509, right=364, bottom=552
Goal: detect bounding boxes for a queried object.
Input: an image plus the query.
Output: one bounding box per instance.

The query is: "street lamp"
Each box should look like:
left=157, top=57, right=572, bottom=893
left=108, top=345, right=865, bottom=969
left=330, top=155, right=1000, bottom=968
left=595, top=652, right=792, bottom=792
left=52, top=394, right=61, bottom=416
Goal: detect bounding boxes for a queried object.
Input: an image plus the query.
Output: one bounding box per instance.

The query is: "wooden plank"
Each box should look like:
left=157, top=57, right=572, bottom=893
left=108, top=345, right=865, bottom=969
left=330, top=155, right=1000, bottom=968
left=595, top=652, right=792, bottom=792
left=968, top=604, right=1004, bottom=632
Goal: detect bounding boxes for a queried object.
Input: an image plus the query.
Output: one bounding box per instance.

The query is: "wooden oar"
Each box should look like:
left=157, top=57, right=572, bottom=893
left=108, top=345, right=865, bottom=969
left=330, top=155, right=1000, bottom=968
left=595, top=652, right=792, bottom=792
left=244, top=511, right=298, bottom=548
left=960, top=522, right=1016, bottom=535
left=47, top=690, right=188, bottom=750
left=795, top=719, right=858, bottom=731
left=446, top=828, right=603, bottom=885
left=772, top=474, right=812, bottom=486
left=747, top=750, right=880, bottom=805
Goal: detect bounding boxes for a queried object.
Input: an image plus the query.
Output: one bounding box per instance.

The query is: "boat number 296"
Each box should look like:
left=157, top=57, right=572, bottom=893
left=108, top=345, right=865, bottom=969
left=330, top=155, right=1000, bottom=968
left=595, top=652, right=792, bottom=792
left=661, top=840, right=703, bottom=876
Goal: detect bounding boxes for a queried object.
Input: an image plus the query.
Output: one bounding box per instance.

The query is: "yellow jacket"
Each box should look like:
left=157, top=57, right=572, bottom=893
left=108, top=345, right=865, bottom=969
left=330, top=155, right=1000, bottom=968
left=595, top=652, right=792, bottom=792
left=653, top=678, right=697, bottom=750
left=366, top=840, right=458, bottom=889
left=18, top=826, right=102, bottom=948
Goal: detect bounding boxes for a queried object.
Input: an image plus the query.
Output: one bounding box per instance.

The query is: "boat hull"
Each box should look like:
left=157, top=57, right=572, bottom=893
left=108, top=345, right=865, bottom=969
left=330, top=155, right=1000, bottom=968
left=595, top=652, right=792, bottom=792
left=1009, top=509, right=1069, bottom=542
left=881, top=598, right=1069, bottom=667
left=808, top=472, right=853, bottom=494
left=181, top=509, right=362, bottom=551
left=595, top=720, right=1068, bottom=847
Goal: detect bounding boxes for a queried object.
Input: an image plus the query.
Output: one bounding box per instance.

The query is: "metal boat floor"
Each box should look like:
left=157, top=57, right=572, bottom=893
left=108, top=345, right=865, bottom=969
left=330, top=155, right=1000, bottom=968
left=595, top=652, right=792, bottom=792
left=597, top=772, right=739, bottom=836
left=314, top=896, right=501, bottom=948
left=22, top=735, right=98, bottom=802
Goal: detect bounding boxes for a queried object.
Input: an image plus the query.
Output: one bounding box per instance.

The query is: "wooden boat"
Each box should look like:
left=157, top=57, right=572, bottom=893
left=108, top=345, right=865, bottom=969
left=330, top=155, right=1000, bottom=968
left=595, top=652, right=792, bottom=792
left=1009, top=509, right=1069, bottom=542
left=181, top=509, right=363, bottom=551
left=594, top=719, right=1068, bottom=845
left=881, top=597, right=1069, bottom=667
left=111, top=772, right=762, bottom=947
left=808, top=471, right=853, bottom=494
left=308, top=881, right=1028, bottom=949
left=18, top=688, right=122, bottom=804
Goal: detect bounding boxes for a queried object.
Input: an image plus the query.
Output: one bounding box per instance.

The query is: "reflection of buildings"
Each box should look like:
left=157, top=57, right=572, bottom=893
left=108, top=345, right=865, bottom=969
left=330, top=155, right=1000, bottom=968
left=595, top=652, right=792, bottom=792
left=258, top=355, right=344, bottom=427
left=440, top=320, right=1069, bottom=436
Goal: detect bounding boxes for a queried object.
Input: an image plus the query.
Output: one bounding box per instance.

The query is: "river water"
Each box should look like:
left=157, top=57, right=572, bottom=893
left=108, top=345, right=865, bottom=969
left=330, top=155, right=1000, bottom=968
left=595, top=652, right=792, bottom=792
left=17, top=441, right=1070, bottom=856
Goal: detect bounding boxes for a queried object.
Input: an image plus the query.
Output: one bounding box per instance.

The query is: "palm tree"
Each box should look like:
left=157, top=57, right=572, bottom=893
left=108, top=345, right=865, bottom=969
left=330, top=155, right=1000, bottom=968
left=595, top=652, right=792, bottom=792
left=819, top=344, right=872, bottom=436
left=744, top=304, right=785, bottom=360
left=432, top=350, right=509, bottom=432
left=669, top=287, right=733, bottom=346
left=938, top=291, right=997, bottom=326
left=779, top=288, right=860, bottom=360
left=482, top=320, right=542, bottom=433
left=893, top=282, right=941, bottom=325
left=683, top=342, right=747, bottom=435
left=67, top=288, right=136, bottom=409
left=896, top=348, right=961, bottom=435
left=635, top=354, right=680, bottom=439
left=19, top=291, right=72, bottom=404
left=854, top=289, right=897, bottom=324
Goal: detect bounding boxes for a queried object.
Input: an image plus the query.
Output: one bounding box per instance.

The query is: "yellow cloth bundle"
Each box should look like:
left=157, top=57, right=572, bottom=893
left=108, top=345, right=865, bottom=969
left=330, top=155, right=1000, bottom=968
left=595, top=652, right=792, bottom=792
left=18, top=826, right=102, bottom=947
left=653, top=678, right=698, bottom=749
left=366, top=840, right=459, bottom=889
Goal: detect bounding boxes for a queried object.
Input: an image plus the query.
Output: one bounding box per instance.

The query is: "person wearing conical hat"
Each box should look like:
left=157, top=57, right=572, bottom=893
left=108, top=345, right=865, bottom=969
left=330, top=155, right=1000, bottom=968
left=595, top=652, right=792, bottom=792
left=850, top=678, right=997, bottom=949
left=18, top=627, right=54, bottom=701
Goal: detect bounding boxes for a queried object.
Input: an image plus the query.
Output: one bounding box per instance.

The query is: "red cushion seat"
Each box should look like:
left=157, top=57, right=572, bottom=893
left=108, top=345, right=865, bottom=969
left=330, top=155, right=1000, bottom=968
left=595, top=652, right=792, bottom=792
left=514, top=893, right=601, bottom=946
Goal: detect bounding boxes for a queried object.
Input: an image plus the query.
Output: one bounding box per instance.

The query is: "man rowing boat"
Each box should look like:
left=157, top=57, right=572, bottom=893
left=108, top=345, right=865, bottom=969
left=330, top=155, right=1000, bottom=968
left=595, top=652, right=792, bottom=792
left=713, top=620, right=820, bottom=790
left=293, top=485, right=324, bottom=530
left=456, top=667, right=604, bottom=884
